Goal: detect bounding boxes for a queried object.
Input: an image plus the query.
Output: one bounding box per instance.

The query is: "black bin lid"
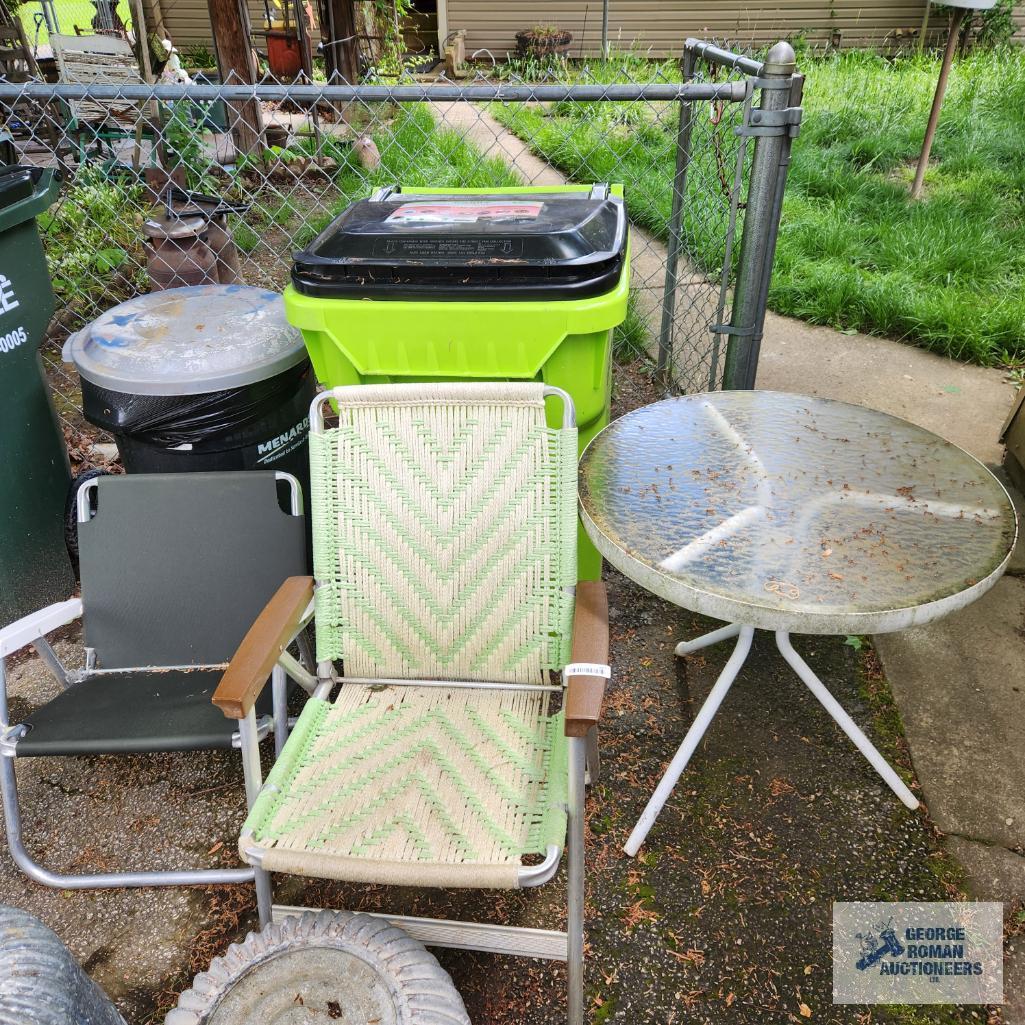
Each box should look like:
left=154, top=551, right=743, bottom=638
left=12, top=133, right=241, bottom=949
left=291, top=184, right=628, bottom=301
left=0, top=165, right=37, bottom=210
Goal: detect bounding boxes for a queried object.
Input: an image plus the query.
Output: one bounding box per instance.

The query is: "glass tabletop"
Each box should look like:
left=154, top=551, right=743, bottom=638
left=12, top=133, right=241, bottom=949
left=579, top=391, right=1016, bottom=634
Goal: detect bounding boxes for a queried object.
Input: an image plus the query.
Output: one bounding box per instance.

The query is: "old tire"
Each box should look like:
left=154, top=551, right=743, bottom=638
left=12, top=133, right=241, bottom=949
left=165, top=910, right=470, bottom=1025
left=0, top=904, right=126, bottom=1025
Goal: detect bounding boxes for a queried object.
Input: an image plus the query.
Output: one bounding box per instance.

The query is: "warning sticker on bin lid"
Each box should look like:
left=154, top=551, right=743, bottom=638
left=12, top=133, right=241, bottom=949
left=385, top=201, right=544, bottom=224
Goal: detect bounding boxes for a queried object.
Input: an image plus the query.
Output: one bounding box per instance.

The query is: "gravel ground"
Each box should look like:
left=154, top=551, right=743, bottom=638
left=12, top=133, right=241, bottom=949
left=0, top=637, right=253, bottom=1021
left=0, top=364, right=993, bottom=1025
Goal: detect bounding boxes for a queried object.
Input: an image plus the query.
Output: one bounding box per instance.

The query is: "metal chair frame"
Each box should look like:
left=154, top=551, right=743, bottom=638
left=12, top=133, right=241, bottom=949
left=220, top=386, right=602, bottom=1025
left=0, top=472, right=306, bottom=891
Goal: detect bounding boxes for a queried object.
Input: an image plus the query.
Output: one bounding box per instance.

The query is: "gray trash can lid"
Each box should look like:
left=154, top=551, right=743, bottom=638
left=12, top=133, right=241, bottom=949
left=63, top=284, right=307, bottom=396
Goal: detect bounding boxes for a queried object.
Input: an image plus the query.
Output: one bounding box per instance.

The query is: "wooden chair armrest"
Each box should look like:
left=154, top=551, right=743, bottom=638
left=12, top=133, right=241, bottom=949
left=564, top=581, right=610, bottom=737
left=213, top=576, right=314, bottom=720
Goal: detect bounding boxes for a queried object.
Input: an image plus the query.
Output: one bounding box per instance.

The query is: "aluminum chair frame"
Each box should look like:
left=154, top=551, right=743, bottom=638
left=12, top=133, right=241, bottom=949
left=215, top=386, right=608, bottom=1025
left=0, top=472, right=306, bottom=891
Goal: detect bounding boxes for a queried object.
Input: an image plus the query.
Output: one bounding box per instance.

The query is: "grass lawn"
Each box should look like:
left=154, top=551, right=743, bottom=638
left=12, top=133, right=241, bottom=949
left=237, top=104, right=521, bottom=253
left=494, top=47, right=1025, bottom=367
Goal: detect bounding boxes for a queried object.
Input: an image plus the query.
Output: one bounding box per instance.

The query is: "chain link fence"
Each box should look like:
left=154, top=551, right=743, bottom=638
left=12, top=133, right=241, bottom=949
left=1, top=38, right=801, bottom=440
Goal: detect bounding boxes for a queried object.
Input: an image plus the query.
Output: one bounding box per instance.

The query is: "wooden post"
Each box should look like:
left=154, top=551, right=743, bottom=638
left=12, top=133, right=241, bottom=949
left=911, top=6, right=965, bottom=200
left=208, top=0, right=264, bottom=154
left=918, top=0, right=932, bottom=53
left=319, top=0, right=358, bottom=83
left=127, top=0, right=167, bottom=176
left=129, top=0, right=154, bottom=80
left=293, top=0, right=313, bottom=78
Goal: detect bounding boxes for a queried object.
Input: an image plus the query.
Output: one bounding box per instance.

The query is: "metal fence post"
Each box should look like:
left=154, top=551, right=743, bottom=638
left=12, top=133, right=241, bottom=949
left=655, top=46, right=698, bottom=382
left=722, top=41, right=801, bottom=390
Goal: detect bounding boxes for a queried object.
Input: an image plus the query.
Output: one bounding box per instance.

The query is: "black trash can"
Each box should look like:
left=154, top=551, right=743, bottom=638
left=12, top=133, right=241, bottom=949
left=63, top=285, right=316, bottom=502
left=0, top=166, right=76, bottom=627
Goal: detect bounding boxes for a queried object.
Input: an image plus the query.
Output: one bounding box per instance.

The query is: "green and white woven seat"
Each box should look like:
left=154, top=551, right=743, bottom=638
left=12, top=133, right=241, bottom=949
left=216, top=380, right=609, bottom=1025
left=239, top=382, right=578, bottom=888
left=243, top=686, right=567, bottom=887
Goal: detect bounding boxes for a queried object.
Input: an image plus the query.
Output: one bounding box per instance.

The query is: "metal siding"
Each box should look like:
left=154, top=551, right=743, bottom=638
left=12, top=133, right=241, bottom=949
left=143, top=0, right=1025, bottom=60
left=144, top=0, right=321, bottom=49
left=443, top=0, right=941, bottom=56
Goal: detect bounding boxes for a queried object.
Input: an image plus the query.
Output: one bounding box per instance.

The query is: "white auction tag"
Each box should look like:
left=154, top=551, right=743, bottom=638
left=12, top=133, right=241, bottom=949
left=563, top=663, right=611, bottom=679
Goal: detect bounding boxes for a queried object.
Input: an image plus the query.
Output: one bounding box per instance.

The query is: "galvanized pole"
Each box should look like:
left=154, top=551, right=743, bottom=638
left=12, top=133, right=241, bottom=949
left=722, top=41, right=798, bottom=390
left=601, top=0, right=610, bottom=59
left=655, top=46, right=697, bottom=382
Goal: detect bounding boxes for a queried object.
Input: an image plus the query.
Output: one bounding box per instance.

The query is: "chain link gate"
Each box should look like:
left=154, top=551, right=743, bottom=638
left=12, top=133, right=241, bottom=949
left=0, top=39, right=801, bottom=442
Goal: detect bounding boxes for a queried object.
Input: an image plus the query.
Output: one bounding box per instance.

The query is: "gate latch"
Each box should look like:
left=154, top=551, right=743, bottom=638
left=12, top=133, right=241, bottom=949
left=736, top=106, right=803, bottom=139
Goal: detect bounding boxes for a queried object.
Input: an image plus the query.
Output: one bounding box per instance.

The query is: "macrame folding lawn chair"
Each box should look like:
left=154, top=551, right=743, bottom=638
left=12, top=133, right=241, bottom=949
left=0, top=471, right=307, bottom=891
left=213, top=382, right=610, bottom=1025
left=49, top=33, right=157, bottom=171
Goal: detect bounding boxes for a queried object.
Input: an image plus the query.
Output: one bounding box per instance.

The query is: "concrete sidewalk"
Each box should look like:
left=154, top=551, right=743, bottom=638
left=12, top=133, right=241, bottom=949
left=762, top=301, right=1024, bottom=1022
left=759, top=314, right=1014, bottom=464
left=760, top=298, right=1025, bottom=1022
left=872, top=493, right=1025, bottom=1022
left=431, top=101, right=1017, bottom=460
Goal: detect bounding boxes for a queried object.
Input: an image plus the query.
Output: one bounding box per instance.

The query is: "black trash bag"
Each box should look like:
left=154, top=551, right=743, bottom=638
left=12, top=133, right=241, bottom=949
left=81, top=360, right=313, bottom=449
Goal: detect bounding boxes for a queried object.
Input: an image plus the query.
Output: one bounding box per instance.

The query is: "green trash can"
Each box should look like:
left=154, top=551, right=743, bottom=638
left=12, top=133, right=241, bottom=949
left=0, top=166, right=76, bottom=627
left=284, top=183, right=629, bottom=580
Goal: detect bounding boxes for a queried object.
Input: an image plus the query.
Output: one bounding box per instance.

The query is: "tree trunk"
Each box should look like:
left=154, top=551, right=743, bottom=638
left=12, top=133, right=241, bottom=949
left=319, top=0, right=358, bottom=83
left=207, top=0, right=264, bottom=154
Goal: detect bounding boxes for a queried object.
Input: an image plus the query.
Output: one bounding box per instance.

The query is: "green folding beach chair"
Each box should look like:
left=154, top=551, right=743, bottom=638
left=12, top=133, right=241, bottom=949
left=213, top=382, right=610, bottom=1025
left=0, top=471, right=306, bottom=891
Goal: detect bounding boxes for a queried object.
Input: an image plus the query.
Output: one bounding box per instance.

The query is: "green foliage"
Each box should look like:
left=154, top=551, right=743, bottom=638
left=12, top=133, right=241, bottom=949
left=775, top=47, right=1025, bottom=365
left=37, top=169, right=147, bottom=323
left=229, top=106, right=522, bottom=250
left=497, top=47, right=674, bottom=84
left=232, top=222, right=261, bottom=254
left=495, top=45, right=1025, bottom=366
left=612, top=291, right=650, bottom=364
left=163, top=103, right=219, bottom=191
left=366, top=0, right=415, bottom=79
left=970, top=0, right=1018, bottom=48
left=495, top=53, right=569, bottom=81
left=178, top=45, right=218, bottom=70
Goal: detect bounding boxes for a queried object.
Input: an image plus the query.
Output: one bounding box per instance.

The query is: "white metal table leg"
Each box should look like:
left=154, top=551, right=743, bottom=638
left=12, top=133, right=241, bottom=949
left=674, top=622, right=742, bottom=656
left=625, top=625, right=755, bottom=856
left=774, top=632, right=919, bottom=810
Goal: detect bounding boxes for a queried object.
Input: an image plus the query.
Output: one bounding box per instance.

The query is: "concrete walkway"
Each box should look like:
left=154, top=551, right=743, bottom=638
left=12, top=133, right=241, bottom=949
left=432, top=101, right=1016, bottom=459
left=759, top=316, right=1015, bottom=464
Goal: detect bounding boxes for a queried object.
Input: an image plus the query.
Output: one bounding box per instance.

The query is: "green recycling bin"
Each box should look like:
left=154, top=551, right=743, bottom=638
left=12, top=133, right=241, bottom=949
left=284, top=183, right=630, bottom=580
left=0, top=166, right=76, bottom=627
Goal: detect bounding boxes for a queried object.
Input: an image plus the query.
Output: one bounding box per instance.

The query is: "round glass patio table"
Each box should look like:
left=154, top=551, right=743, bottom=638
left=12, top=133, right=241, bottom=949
left=579, top=390, right=1016, bottom=855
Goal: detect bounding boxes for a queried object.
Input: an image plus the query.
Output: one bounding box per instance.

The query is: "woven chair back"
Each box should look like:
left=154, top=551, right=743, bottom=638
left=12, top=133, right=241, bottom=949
left=310, top=382, right=577, bottom=683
